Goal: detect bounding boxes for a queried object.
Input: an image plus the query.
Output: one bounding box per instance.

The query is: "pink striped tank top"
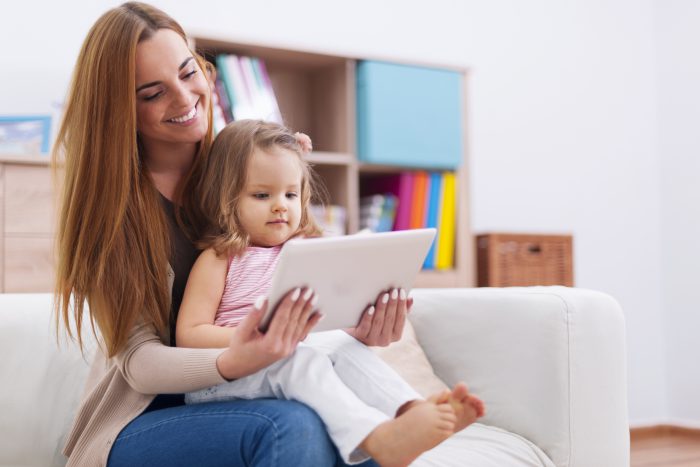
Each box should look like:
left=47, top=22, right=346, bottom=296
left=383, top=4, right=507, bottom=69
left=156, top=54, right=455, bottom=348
left=214, top=245, right=282, bottom=327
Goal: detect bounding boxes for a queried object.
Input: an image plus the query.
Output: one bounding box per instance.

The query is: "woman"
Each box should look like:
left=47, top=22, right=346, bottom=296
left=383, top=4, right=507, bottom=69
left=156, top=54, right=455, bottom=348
left=54, top=3, right=411, bottom=466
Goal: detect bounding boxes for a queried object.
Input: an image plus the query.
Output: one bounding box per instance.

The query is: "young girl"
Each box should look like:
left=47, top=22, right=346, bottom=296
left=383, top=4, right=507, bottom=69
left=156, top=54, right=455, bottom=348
left=176, top=119, right=485, bottom=466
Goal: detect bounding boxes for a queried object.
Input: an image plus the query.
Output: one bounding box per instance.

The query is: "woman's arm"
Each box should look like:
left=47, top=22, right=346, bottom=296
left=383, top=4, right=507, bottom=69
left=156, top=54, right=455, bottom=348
left=115, top=288, right=321, bottom=393
left=116, top=323, right=227, bottom=394
left=176, top=248, right=235, bottom=348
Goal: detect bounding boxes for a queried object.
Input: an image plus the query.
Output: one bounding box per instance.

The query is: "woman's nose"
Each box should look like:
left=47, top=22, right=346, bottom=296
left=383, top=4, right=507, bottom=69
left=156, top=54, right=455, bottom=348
left=172, top=82, right=191, bottom=107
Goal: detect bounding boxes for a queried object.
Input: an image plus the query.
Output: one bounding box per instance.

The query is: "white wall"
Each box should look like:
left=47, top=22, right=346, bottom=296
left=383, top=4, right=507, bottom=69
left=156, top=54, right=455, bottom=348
left=1, top=0, right=681, bottom=425
left=656, top=0, right=700, bottom=427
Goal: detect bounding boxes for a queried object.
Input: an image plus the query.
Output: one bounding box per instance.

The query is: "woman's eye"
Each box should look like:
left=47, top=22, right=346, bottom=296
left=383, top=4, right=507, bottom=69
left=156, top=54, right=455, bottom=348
left=182, top=69, right=198, bottom=80
left=142, top=91, right=162, bottom=101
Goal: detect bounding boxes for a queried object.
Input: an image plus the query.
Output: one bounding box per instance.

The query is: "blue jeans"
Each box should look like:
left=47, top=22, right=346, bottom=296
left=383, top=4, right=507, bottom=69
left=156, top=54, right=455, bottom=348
left=108, top=396, right=379, bottom=467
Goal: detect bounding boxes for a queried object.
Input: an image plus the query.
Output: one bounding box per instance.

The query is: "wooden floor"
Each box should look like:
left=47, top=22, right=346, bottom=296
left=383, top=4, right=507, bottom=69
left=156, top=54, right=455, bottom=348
left=631, top=427, right=700, bottom=467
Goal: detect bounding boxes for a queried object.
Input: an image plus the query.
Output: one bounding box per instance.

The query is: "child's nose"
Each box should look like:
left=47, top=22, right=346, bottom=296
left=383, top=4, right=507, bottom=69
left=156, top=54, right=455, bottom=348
left=272, top=196, right=288, bottom=212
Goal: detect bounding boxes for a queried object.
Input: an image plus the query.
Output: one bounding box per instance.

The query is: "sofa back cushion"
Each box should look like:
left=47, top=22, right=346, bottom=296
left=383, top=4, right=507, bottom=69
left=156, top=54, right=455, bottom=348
left=0, top=294, right=95, bottom=467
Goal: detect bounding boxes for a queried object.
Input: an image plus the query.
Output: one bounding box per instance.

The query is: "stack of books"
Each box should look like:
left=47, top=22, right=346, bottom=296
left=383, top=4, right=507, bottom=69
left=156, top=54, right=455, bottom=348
left=361, top=171, right=457, bottom=270
left=359, top=194, right=398, bottom=233
left=213, top=54, right=283, bottom=132
left=310, top=204, right=347, bottom=237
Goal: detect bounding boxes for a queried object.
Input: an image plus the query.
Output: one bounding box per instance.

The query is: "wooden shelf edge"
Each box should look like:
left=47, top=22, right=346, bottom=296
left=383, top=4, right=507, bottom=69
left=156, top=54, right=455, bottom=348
left=358, top=162, right=463, bottom=174
left=0, top=155, right=51, bottom=165
left=304, top=151, right=355, bottom=167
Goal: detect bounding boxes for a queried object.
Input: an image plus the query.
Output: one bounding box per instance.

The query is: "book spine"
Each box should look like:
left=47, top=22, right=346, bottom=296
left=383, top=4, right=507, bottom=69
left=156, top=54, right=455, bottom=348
left=216, top=55, right=236, bottom=120
left=214, top=79, right=233, bottom=123
left=393, top=172, right=414, bottom=231
left=436, top=172, right=456, bottom=270
left=409, top=171, right=428, bottom=229
left=239, top=56, right=264, bottom=120
left=254, top=58, right=283, bottom=124
left=226, top=55, right=253, bottom=119
left=423, top=172, right=443, bottom=269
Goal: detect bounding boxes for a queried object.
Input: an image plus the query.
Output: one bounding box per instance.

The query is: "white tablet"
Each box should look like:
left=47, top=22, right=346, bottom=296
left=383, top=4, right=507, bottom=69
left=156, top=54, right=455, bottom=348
left=260, top=228, right=437, bottom=333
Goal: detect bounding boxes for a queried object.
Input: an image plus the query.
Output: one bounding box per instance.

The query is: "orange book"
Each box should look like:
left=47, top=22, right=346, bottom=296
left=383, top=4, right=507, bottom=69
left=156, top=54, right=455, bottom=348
left=409, top=171, right=429, bottom=229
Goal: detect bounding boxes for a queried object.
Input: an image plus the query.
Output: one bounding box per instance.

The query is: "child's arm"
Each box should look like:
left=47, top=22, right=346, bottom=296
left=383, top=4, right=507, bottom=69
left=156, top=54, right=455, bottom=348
left=176, top=248, right=235, bottom=348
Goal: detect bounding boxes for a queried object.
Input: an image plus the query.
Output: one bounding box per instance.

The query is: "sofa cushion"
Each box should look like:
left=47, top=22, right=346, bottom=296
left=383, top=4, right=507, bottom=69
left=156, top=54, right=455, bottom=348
left=372, top=319, right=449, bottom=398
left=414, top=423, right=554, bottom=467
left=0, top=294, right=95, bottom=467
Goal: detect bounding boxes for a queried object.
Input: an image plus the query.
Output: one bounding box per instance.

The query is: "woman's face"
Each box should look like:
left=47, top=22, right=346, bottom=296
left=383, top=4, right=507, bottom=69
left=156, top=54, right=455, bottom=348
left=135, top=29, right=210, bottom=151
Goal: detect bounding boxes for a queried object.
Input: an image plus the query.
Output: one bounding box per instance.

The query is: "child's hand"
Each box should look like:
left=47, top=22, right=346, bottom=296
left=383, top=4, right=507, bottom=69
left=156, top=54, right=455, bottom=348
left=216, top=287, right=322, bottom=380
left=345, top=288, right=412, bottom=347
left=294, top=132, right=313, bottom=155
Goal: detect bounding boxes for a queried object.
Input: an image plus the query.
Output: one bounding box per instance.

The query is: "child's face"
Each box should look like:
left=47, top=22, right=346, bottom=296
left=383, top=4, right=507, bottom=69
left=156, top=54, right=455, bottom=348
left=238, top=146, right=303, bottom=247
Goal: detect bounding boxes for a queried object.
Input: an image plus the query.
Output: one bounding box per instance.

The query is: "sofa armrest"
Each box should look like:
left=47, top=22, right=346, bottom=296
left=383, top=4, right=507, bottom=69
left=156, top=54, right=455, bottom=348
left=409, top=286, right=629, bottom=467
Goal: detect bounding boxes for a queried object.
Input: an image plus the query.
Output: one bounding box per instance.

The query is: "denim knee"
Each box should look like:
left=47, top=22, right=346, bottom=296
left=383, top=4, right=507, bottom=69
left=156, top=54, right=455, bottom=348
left=268, top=401, right=337, bottom=465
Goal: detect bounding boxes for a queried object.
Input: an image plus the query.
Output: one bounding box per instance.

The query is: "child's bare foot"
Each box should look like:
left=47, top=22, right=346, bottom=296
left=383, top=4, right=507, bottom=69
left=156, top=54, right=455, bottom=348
left=437, top=382, right=485, bottom=432
left=361, top=401, right=456, bottom=467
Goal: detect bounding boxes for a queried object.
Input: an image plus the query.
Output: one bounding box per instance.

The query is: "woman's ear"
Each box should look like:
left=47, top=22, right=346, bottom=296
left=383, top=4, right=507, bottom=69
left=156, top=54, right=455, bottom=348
left=205, top=62, right=217, bottom=89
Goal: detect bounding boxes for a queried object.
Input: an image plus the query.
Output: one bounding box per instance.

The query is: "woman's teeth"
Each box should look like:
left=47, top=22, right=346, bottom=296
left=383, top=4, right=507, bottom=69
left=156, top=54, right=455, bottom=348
left=169, top=106, right=197, bottom=123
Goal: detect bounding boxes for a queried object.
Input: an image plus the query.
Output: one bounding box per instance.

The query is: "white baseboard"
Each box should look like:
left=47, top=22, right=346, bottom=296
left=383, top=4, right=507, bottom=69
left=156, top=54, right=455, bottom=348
left=629, top=418, right=669, bottom=429
left=630, top=418, right=700, bottom=430
left=665, top=418, right=700, bottom=430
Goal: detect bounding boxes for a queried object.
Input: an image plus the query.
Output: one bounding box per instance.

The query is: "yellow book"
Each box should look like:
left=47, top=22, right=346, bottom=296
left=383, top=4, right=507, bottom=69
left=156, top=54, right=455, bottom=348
left=436, top=172, right=456, bottom=270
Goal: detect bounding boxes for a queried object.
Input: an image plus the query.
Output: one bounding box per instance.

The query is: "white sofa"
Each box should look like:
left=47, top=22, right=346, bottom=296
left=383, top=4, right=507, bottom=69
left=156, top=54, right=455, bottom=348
left=0, top=287, right=629, bottom=467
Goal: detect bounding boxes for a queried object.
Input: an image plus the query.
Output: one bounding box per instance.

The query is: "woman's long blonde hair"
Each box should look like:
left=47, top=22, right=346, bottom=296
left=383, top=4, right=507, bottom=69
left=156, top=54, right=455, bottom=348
left=198, top=120, right=324, bottom=256
left=53, top=2, right=213, bottom=357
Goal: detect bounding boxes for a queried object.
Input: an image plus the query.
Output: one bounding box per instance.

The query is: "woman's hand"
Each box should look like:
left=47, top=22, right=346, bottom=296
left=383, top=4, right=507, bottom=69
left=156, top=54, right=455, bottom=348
left=345, top=288, right=413, bottom=347
left=216, top=287, right=321, bottom=380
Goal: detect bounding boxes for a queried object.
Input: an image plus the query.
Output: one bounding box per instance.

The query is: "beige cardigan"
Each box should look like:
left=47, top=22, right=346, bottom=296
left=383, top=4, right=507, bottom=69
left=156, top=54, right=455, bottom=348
left=62, top=269, right=227, bottom=467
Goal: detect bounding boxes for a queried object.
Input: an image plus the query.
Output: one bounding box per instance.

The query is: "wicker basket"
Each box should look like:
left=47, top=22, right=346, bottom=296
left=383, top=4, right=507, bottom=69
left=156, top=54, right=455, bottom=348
left=476, top=233, right=573, bottom=287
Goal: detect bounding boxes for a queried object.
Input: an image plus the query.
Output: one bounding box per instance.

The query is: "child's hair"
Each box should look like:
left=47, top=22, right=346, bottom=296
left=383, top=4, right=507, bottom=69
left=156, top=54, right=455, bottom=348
left=198, top=119, right=325, bottom=256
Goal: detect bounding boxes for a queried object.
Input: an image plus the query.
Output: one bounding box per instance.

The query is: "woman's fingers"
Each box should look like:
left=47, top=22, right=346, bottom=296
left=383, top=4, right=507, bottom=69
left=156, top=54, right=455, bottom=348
left=353, top=304, right=375, bottom=340
left=381, top=288, right=399, bottom=343
left=283, top=287, right=314, bottom=343
left=392, top=289, right=408, bottom=340
left=265, top=287, right=301, bottom=339
left=367, top=291, right=389, bottom=344
left=238, top=296, right=266, bottom=338
left=300, top=311, right=323, bottom=341
left=295, top=291, right=318, bottom=341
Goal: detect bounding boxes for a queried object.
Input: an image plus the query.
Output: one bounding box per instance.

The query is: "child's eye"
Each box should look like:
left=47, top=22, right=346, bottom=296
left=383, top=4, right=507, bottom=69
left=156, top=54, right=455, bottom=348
left=253, top=193, right=269, bottom=200
left=286, top=192, right=298, bottom=199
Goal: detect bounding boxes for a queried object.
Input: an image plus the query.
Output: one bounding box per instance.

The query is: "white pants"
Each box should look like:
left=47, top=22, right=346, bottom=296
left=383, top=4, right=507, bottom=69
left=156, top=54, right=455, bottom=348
left=186, top=330, right=421, bottom=464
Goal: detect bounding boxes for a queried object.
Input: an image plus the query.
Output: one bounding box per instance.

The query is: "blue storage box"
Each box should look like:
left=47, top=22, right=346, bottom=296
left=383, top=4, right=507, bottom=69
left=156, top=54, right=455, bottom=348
left=356, top=61, right=463, bottom=169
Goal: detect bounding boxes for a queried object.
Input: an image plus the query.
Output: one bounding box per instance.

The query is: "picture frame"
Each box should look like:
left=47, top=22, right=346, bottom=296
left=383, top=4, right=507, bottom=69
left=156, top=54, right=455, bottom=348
left=0, top=115, right=52, bottom=156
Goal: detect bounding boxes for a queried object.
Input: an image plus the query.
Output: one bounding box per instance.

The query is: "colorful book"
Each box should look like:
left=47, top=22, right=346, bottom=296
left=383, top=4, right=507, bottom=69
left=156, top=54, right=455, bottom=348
left=436, top=172, right=456, bottom=270
left=359, top=194, right=384, bottom=232
left=362, top=172, right=414, bottom=231
left=239, top=56, right=264, bottom=119
left=214, top=79, right=233, bottom=123
left=226, top=55, right=254, bottom=119
left=215, top=55, right=236, bottom=119
left=360, top=194, right=398, bottom=232
left=423, top=172, right=443, bottom=269
left=253, top=58, right=283, bottom=124
left=409, top=171, right=429, bottom=229
left=253, top=58, right=284, bottom=124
